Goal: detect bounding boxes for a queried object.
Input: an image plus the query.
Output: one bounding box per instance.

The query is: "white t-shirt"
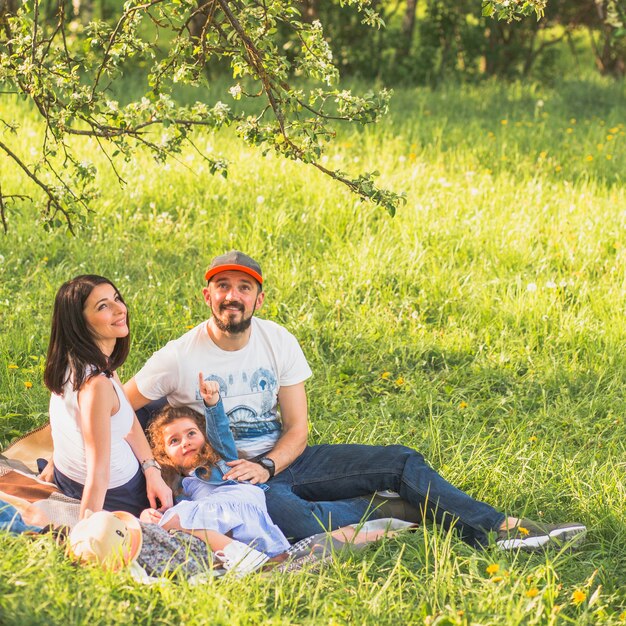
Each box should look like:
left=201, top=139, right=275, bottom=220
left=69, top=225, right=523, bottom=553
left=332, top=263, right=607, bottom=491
left=134, top=317, right=312, bottom=458
left=50, top=373, right=138, bottom=487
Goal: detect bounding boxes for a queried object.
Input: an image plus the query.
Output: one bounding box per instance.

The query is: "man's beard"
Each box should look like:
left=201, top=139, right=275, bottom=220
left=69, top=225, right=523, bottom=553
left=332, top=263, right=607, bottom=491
left=212, top=301, right=253, bottom=334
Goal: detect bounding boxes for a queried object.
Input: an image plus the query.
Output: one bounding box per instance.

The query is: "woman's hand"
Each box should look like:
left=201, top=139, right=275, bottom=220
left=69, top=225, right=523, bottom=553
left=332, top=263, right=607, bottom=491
left=38, top=457, right=55, bottom=483
left=139, top=507, right=164, bottom=524
left=198, top=372, right=220, bottom=407
left=144, top=468, right=173, bottom=510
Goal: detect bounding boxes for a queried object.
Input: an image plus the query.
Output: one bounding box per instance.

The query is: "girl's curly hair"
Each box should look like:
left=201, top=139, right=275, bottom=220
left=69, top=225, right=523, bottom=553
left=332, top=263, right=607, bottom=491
left=147, top=405, right=220, bottom=492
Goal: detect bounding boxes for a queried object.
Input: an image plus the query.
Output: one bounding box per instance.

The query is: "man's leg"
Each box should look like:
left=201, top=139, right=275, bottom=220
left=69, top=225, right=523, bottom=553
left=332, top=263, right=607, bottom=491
left=268, top=444, right=505, bottom=547
left=266, top=468, right=376, bottom=541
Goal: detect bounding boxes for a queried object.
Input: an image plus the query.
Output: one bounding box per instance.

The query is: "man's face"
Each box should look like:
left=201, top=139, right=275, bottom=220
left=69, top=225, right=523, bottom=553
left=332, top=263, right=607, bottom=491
left=203, top=270, right=264, bottom=334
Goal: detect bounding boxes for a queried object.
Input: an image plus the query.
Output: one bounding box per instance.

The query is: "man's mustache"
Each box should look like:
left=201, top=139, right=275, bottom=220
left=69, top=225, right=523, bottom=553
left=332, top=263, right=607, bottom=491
left=219, top=300, right=245, bottom=312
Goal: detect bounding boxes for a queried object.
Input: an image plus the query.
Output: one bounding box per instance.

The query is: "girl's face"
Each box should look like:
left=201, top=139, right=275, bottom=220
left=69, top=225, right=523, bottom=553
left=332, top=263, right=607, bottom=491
left=162, top=417, right=206, bottom=470
left=83, top=283, right=128, bottom=354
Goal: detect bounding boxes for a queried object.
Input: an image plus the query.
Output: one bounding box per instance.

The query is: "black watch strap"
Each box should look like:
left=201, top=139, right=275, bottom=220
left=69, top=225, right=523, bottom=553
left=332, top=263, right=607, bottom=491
left=254, top=456, right=275, bottom=479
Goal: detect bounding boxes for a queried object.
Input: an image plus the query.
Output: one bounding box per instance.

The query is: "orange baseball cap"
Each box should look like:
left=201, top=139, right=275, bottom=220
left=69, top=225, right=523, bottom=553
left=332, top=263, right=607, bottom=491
left=204, top=250, right=263, bottom=285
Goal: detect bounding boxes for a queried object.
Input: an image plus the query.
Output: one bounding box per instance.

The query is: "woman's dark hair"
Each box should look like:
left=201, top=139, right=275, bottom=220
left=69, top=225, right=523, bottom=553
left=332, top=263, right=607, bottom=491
left=44, top=275, right=130, bottom=394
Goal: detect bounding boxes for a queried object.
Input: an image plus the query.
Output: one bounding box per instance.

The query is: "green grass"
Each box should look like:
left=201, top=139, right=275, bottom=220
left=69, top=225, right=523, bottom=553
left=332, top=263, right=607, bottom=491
left=1, top=74, right=626, bottom=624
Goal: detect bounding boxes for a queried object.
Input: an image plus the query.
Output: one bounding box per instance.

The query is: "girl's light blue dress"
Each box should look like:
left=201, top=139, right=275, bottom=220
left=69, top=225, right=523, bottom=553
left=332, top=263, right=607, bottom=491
left=159, top=398, right=290, bottom=557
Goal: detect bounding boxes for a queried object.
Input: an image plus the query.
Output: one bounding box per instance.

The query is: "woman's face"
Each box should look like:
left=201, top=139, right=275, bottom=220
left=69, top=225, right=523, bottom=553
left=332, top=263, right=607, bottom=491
left=162, top=417, right=207, bottom=470
left=83, top=283, right=128, bottom=352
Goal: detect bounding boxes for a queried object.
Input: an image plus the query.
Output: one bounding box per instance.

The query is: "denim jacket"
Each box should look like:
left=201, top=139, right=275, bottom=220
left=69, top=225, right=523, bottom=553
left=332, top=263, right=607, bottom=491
left=188, top=398, right=269, bottom=492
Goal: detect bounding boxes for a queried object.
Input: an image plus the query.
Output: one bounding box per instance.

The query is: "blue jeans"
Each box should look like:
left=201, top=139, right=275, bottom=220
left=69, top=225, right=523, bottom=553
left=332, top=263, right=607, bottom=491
left=0, top=500, right=42, bottom=534
left=265, top=444, right=505, bottom=547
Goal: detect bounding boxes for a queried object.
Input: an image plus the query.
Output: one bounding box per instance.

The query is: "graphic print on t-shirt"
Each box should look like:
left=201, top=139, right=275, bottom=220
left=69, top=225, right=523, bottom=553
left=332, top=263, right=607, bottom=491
left=198, top=368, right=280, bottom=441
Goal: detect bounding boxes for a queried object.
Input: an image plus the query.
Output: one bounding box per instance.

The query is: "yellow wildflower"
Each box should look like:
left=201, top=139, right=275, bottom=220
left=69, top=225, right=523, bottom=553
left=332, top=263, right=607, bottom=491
left=539, top=151, right=547, bottom=159
left=555, top=165, right=562, bottom=172
left=609, top=127, right=619, bottom=134
left=24, top=381, right=33, bottom=389
left=529, top=435, right=538, bottom=443
left=606, top=154, right=613, bottom=160
left=526, top=588, right=539, bottom=598
left=459, top=401, right=468, bottom=409
left=607, top=134, right=614, bottom=141
left=381, top=372, right=391, bottom=380
left=486, top=563, right=500, bottom=575
left=566, top=128, right=574, bottom=134
left=408, top=153, right=417, bottom=161
left=570, top=118, right=576, bottom=124
left=518, top=526, right=530, bottom=536
left=501, top=119, right=508, bottom=125
left=572, top=589, right=587, bottom=605
left=395, top=377, right=405, bottom=386
left=8, top=364, right=19, bottom=369
left=185, top=324, right=195, bottom=329
left=492, top=576, right=503, bottom=583
left=585, top=155, right=593, bottom=162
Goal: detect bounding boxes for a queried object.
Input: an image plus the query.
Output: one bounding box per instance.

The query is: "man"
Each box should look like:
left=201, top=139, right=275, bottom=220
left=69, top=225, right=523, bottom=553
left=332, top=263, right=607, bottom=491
left=124, top=251, right=586, bottom=549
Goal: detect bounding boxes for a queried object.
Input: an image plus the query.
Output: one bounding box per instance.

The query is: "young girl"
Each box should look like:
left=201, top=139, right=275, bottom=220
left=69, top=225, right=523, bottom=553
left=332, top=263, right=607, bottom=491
left=140, top=373, right=290, bottom=574
left=44, top=275, right=172, bottom=519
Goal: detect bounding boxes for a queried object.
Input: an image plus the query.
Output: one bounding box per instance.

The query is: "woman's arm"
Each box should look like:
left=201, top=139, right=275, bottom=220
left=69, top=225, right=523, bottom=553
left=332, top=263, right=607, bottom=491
left=125, top=415, right=173, bottom=510
left=77, top=376, right=116, bottom=519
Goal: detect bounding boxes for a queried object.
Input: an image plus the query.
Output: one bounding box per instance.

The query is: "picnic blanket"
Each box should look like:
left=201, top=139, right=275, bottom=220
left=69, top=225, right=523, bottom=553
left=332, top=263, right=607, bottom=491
left=1, top=424, right=80, bottom=528
left=1, top=425, right=416, bottom=578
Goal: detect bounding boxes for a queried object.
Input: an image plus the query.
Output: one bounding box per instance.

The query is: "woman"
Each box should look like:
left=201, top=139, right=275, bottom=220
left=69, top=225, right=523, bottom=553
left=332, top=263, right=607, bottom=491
left=44, top=275, right=172, bottom=518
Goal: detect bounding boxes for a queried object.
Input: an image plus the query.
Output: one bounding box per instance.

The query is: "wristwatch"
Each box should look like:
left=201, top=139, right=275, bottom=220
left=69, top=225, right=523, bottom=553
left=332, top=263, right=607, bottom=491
left=254, top=456, right=275, bottom=479
left=140, top=458, right=161, bottom=473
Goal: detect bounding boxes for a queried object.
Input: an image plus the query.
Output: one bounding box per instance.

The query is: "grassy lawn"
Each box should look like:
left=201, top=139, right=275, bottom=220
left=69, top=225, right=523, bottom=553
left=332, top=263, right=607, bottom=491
left=1, top=75, right=625, bottom=624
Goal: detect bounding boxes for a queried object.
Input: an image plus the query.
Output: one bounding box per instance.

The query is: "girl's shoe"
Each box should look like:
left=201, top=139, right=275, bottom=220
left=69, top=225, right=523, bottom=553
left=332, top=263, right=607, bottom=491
left=213, top=540, right=269, bottom=577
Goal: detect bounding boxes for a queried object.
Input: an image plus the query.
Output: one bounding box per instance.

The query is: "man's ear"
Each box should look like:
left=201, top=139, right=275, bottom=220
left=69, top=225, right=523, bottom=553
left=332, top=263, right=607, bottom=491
left=202, top=286, right=211, bottom=307
left=255, top=291, right=265, bottom=311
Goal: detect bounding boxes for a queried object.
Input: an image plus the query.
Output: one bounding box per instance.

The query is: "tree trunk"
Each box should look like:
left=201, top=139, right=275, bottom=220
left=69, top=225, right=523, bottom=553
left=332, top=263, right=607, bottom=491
left=301, top=0, right=318, bottom=23
left=396, top=0, right=418, bottom=61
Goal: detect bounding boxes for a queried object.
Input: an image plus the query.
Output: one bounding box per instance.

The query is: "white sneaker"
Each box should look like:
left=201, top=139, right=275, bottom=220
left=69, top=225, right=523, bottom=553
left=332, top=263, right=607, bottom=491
left=213, top=541, right=269, bottom=577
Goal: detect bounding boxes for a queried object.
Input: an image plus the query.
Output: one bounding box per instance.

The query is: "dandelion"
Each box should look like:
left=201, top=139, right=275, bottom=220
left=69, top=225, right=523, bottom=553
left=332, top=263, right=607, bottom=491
left=607, top=134, right=614, bottom=141
left=606, top=154, right=612, bottom=160
left=570, top=118, right=577, bottom=124
left=185, top=324, right=195, bottom=329
left=408, top=153, right=417, bottom=161
left=572, top=589, right=587, bottom=605
left=492, top=576, right=503, bottom=583
left=609, top=127, right=619, bottom=134
left=566, top=128, right=574, bottom=134
left=529, top=435, right=538, bottom=443
left=585, top=155, right=594, bottom=162
left=539, top=151, right=547, bottom=159
left=518, top=526, right=530, bottom=536
left=501, top=119, right=508, bottom=125
left=526, top=282, right=537, bottom=292
left=555, top=165, right=562, bottom=172
left=381, top=372, right=391, bottom=380
left=487, top=131, right=495, bottom=139
left=546, top=281, right=557, bottom=289
left=8, top=364, right=19, bottom=369
left=486, top=563, right=500, bottom=575
left=526, top=588, right=540, bottom=598
left=24, top=381, right=33, bottom=389
left=459, top=401, right=468, bottom=410
left=395, top=377, right=405, bottom=386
